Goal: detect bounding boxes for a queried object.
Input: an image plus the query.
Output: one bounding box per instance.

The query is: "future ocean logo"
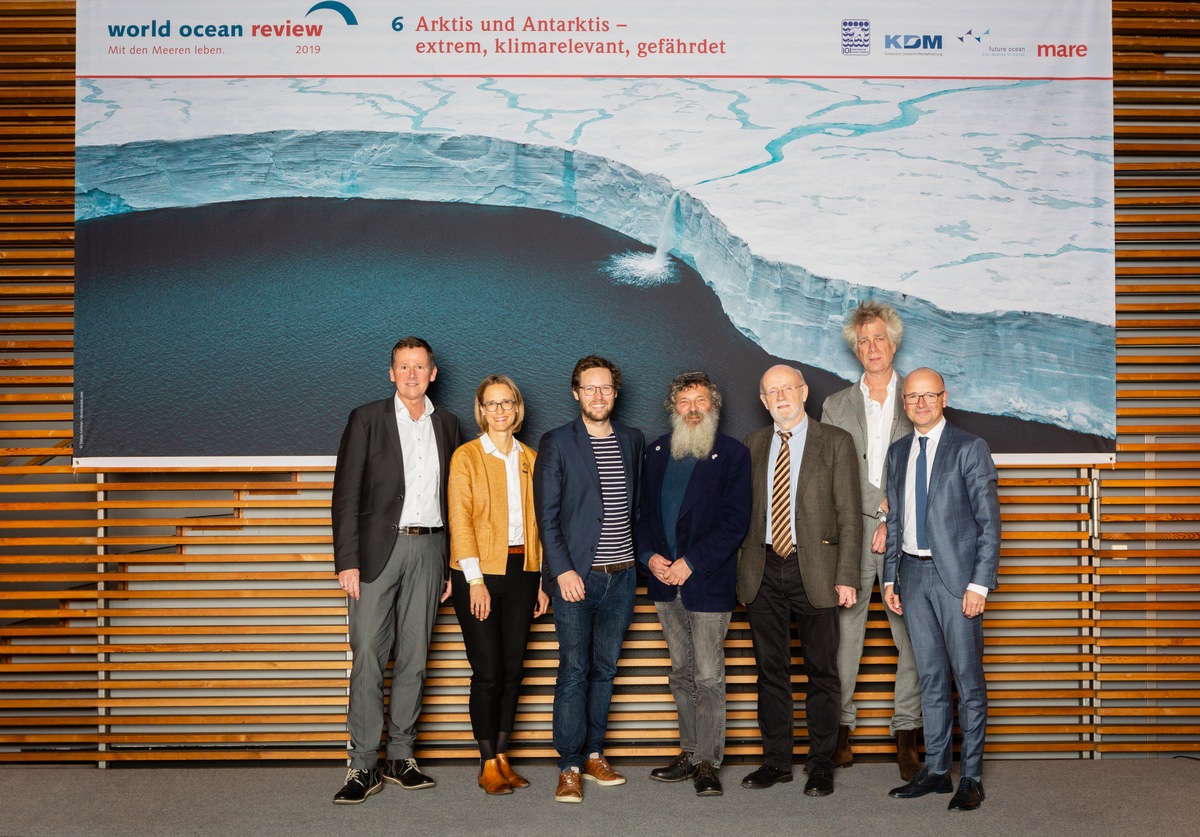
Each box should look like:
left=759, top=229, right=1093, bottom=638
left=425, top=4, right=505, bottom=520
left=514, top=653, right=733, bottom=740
left=958, top=26, right=1026, bottom=58
left=841, top=19, right=869, bottom=55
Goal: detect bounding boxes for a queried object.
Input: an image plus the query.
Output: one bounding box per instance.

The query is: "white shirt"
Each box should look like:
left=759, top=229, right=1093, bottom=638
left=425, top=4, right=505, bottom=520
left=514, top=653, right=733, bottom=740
left=394, top=394, right=442, bottom=529
left=459, top=435, right=525, bottom=582
left=860, top=372, right=897, bottom=491
left=765, top=414, right=808, bottom=547
left=896, top=418, right=988, bottom=599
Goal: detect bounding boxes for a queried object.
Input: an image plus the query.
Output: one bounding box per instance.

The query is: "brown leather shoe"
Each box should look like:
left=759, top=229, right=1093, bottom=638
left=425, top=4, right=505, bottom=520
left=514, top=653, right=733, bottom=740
left=896, top=728, right=921, bottom=781
left=478, top=758, right=514, bottom=795
left=554, top=769, right=583, bottom=803
left=495, top=753, right=529, bottom=789
left=582, top=755, right=626, bottom=786
left=832, top=724, right=853, bottom=768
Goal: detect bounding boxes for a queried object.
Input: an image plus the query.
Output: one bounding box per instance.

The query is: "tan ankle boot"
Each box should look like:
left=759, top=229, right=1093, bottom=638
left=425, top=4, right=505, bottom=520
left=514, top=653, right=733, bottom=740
left=478, top=758, right=514, bottom=795
left=495, top=753, right=529, bottom=788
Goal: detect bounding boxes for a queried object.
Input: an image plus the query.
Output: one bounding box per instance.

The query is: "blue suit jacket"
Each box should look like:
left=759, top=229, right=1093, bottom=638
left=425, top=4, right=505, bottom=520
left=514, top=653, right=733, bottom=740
left=637, top=432, right=752, bottom=612
left=883, top=420, right=1001, bottom=597
left=533, top=416, right=645, bottom=599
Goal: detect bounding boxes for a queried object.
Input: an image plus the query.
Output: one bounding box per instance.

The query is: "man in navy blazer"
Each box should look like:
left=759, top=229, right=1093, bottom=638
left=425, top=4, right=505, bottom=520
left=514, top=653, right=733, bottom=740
left=883, top=367, right=1000, bottom=812
left=330, top=337, right=462, bottom=804
left=534, top=355, right=645, bottom=803
left=638, top=372, right=751, bottom=797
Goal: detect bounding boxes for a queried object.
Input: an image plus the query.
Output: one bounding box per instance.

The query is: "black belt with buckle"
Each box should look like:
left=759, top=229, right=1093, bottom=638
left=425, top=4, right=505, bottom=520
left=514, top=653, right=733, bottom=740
left=903, top=551, right=933, bottom=561
left=593, top=559, right=634, bottom=574
left=395, top=525, right=444, bottom=535
left=764, top=543, right=797, bottom=558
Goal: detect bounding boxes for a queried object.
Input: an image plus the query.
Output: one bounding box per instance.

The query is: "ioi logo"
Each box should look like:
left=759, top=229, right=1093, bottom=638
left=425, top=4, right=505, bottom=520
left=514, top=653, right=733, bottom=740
left=841, top=19, right=870, bottom=55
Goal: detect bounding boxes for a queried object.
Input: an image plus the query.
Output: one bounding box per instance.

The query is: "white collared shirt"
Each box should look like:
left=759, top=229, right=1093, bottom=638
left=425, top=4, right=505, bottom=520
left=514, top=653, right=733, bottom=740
left=765, top=414, right=808, bottom=547
left=394, top=394, right=442, bottom=529
left=860, top=372, right=897, bottom=490
left=899, top=417, right=988, bottom=598
left=459, top=435, right=526, bottom=583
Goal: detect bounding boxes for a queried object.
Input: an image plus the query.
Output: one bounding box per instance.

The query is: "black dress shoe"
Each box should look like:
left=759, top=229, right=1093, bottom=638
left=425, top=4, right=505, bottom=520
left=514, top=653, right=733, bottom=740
left=693, top=761, right=723, bottom=797
left=948, top=777, right=985, bottom=811
left=741, top=764, right=793, bottom=789
left=380, top=757, right=436, bottom=789
left=650, top=751, right=695, bottom=783
left=803, top=766, right=834, bottom=797
left=888, top=767, right=952, bottom=799
left=332, top=767, right=382, bottom=804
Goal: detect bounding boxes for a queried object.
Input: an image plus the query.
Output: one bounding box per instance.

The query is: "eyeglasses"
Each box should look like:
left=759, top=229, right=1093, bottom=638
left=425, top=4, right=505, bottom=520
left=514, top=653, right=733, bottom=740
left=761, top=384, right=804, bottom=401
left=481, top=399, right=517, bottom=413
left=902, top=391, right=945, bottom=404
left=578, top=385, right=615, bottom=397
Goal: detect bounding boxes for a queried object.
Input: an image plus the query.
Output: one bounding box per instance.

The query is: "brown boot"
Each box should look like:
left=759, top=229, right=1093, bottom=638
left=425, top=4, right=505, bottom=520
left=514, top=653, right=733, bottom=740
left=478, top=758, right=514, bottom=795
left=896, top=728, right=921, bottom=782
left=495, top=753, right=529, bottom=789
left=832, top=724, right=853, bottom=768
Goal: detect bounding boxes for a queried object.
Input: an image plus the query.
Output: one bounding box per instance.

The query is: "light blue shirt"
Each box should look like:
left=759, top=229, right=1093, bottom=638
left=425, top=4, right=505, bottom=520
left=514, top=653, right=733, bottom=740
left=765, top=414, right=808, bottom=546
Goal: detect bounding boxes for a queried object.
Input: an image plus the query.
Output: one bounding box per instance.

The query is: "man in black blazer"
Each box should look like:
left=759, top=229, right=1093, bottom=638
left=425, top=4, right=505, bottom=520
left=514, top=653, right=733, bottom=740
left=534, top=355, right=644, bottom=804
left=330, top=337, right=461, bottom=805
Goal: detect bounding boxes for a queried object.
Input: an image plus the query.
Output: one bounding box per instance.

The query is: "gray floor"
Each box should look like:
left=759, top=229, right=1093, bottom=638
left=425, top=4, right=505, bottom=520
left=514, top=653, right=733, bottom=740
left=2, top=758, right=1196, bottom=837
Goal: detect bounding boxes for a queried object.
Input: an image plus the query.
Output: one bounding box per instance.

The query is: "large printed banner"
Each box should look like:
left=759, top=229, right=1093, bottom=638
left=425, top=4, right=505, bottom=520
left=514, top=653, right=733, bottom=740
left=75, top=1, right=1114, bottom=465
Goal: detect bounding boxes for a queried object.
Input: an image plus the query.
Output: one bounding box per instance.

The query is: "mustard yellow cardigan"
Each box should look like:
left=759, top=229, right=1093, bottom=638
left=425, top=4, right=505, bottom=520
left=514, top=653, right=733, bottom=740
left=447, top=436, right=541, bottom=574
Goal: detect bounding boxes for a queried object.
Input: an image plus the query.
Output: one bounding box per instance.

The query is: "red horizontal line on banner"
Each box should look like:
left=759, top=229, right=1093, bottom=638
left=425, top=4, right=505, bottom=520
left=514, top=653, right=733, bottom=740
left=76, top=74, right=1115, bottom=81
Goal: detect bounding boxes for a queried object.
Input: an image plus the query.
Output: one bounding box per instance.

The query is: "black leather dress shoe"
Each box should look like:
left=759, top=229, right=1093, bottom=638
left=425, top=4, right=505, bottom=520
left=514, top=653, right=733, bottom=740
left=693, top=761, right=723, bottom=797
left=332, top=767, right=382, bottom=804
left=803, top=766, right=834, bottom=797
left=888, top=768, right=952, bottom=799
left=650, top=751, right=695, bottom=783
left=948, top=777, right=985, bottom=811
left=741, top=764, right=793, bottom=789
left=380, top=757, right=436, bottom=789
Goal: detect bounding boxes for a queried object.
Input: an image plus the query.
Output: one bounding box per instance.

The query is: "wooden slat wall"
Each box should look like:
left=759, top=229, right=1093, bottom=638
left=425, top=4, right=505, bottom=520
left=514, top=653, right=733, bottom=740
left=0, top=2, right=1194, bottom=764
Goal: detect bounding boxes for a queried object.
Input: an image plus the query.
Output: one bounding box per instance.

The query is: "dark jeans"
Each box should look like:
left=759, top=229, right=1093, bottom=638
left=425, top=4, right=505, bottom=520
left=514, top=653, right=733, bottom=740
left=551, top=566, right=636, bottom=771
left=450, top=554, right=540, bottom=741
left=745, top=554, right=841, bottom=771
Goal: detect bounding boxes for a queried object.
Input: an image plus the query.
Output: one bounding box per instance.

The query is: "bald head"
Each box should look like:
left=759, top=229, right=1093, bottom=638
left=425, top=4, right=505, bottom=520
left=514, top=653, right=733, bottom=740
left=759, top=365, right=808, bottom=430
left=903, top=367, right=947, bottom=434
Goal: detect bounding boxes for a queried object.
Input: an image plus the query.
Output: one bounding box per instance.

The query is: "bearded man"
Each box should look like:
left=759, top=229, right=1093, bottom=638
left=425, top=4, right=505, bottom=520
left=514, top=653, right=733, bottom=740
left=637, top=372, right=752, bottom=798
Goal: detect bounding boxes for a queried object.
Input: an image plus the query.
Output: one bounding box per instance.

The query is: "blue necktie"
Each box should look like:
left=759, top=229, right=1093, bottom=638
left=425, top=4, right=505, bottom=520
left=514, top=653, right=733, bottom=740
left=915, top=436, right=929, bottom=550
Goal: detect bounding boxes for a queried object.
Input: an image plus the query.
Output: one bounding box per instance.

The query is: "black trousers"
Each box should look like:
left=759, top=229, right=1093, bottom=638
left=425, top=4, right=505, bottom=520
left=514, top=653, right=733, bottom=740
left=745, top=554, right=841, bottom=771
left=451, top=553, right=540, bottom=741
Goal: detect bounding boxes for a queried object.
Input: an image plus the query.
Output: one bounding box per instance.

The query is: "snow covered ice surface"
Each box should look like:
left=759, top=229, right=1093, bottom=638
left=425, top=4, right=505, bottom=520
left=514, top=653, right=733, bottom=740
left=76, top=76, right=1115, bottom=437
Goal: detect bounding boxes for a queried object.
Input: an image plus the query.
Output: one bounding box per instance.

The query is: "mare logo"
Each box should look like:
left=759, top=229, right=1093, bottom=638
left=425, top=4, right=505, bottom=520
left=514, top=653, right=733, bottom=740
left=1037, top=42, right=1088, bottom=57
left=885, top=34, right=943, bottom=51
left=306, top=1, right=358, bottom=25
left=841, top=19, right=870, bottom=55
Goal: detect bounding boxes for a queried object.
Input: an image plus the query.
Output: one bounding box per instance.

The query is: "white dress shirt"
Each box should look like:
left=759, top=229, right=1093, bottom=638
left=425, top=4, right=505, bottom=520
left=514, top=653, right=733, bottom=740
left=860, top=372, right=897, bottom=491
left=394, top=394, right=442, bottom=529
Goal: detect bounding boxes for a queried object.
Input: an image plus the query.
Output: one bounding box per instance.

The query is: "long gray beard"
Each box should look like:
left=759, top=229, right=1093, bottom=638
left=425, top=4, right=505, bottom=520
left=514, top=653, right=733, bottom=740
left=670, top=408, right=719, bottom=460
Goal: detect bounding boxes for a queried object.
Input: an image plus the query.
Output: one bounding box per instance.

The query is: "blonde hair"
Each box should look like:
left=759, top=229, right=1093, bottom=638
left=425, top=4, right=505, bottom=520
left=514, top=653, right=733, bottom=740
left=473, top=374, right=525, bottom=434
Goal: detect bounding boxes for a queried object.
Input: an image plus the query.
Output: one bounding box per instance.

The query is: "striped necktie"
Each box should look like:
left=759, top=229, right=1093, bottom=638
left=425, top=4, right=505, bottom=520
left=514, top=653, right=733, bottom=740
left=771, top=431, right=793, bottom=559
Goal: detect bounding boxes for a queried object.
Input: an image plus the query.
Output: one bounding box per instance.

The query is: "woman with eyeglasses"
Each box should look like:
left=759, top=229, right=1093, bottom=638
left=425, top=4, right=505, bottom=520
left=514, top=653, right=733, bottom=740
left=448, top=374, right=550, bottom=794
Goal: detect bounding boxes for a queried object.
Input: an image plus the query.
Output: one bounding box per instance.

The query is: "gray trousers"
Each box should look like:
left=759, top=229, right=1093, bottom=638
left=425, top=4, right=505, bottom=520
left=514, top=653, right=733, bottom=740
left=836, top=516, right=922, bottom=733
left=655, top=597, right=731, bottom=766
left=346, top=531, right=445, bottom=769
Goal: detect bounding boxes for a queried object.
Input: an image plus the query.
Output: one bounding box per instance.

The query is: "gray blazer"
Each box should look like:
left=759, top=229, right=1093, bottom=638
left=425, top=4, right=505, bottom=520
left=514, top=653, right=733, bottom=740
left=737, top=418, right=862, bottom=609
left=821, top=375, right=913, bottom=521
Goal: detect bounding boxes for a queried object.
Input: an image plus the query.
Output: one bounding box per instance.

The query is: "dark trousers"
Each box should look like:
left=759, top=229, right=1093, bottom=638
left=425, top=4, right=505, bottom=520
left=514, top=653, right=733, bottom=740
left=451, top=554, right=540, bottom=741
left=746, top=554, right=841, bottom=771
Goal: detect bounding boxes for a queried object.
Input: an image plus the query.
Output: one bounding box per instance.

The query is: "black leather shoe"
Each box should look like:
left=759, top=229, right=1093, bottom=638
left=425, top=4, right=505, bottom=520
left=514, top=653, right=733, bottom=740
left=650, top=751, right=695, bottom=783
left=741, top=764, right=793, bottom=789
left=948, top=777, right=985, bottom=811
left=888, top=767, right=952, bottom=799
left=803, top=766, right=834, bottom=797
left=693, top=761, right=723, bottom=797
left=332, top=767, right=382, bottom=804
left=380, top=757, right=436, bottom=789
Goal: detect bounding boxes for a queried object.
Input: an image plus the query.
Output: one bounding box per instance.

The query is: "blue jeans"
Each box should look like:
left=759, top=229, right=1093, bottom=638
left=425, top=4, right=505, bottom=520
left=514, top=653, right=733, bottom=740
left=551, top=566, right=636, bottom=771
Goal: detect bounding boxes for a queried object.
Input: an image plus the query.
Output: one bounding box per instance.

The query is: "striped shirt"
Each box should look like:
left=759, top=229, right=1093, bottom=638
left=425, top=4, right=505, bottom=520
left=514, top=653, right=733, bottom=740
left=589, top=433, right=634, bottom=566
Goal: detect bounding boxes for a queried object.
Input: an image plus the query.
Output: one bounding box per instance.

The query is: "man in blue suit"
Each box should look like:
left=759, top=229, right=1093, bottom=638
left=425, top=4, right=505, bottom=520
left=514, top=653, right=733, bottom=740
left=883, top=368, right=1000, bottom=812
left=638, top=372, right=751, bottom=797
left=534, top=355, right=645, bottom=804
